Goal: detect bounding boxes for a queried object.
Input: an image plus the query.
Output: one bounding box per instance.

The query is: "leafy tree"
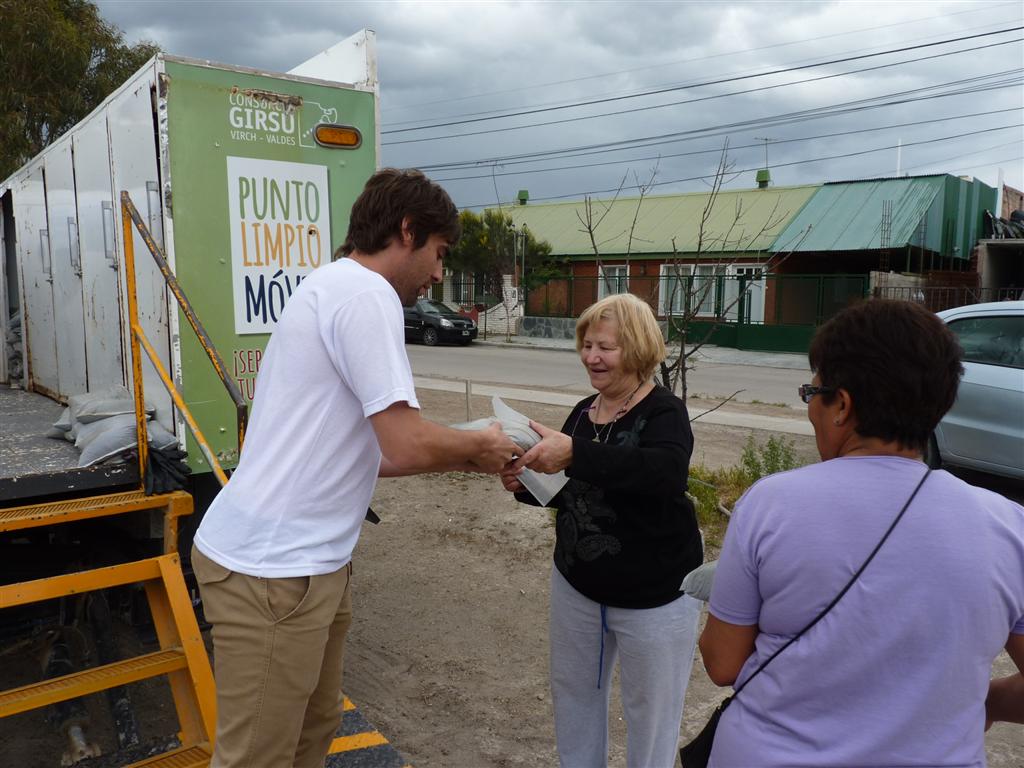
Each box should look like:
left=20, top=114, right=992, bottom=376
left=448, top=208, right=560, bottom=293
left=0, top=0, right=159, bottom=179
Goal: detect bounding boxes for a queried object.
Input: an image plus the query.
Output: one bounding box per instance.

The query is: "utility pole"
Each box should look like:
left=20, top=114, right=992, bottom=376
left=519, top=226, right=527, bottom=303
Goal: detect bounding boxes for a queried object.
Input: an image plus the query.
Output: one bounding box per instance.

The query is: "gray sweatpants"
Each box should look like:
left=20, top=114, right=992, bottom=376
left=549, top=567, right=701, bottom=768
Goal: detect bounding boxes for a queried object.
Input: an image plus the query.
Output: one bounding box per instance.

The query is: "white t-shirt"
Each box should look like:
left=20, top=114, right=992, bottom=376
left=194, top=258, right=418, bottom=577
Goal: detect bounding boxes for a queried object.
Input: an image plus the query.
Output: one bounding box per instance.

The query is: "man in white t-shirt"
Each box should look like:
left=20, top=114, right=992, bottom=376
left=191, top=169, right=519, bottom=768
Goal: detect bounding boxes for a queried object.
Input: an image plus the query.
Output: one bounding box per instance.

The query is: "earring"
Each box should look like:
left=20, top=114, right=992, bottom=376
left=833, top=418, right=840, bottom=426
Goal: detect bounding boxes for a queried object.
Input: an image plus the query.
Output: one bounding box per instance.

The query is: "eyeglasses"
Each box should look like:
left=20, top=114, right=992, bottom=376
left=798, top=384, right=834, bottom=404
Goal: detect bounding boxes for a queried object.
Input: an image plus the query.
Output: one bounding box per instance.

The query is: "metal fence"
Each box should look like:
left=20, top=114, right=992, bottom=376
left=431, top=276, right=520, bottom=340
left=523, top=273, right=871, bottom=326
left=872, top=285, right=1022, bottom=312
left=436, top=274, right=1018, bottom=352
left=432, top=275, right=508, bottom=310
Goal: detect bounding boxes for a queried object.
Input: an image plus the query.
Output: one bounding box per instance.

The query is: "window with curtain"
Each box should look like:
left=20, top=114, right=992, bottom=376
left=659, top=264, right=691, bottom=316
left=693, top=265, right=724, bottom=316
left=598, top=264, right=628, bottom=299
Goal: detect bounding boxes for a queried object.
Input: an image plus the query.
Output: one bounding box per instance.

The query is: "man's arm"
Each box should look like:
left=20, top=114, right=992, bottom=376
left=698, top=614, right=759, bottom=686
left=987, top=633, right=1024, bottom=727
left=372, top=402, right=519, bottom=477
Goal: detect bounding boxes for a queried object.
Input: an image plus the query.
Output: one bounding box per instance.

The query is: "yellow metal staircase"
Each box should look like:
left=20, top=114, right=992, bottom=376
left=0, top=490, right=216, bottom=766
left=0, top=490, right=410, bottom=767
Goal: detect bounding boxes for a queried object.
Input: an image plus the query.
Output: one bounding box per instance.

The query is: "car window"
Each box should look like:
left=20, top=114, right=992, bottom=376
left=947, top=315, right=1024, bottom=369
left=417, top=299, right=456, bottom=315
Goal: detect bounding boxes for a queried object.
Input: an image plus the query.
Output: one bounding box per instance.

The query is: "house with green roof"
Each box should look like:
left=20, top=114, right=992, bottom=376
left=496, top=172, right=995, bottom=351
left=505, top=182, right=819, bottom=324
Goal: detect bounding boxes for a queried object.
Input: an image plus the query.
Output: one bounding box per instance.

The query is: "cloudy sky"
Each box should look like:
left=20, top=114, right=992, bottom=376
left=97, top=0, right=1023, bottom=208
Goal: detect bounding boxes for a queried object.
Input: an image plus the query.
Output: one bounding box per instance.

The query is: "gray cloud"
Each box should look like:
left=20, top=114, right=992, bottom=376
left=97, top=0, right=1024, bottom=207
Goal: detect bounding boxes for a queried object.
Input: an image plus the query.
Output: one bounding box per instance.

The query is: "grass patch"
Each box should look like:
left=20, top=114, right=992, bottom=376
left=689, top=434, right=803, bottom=550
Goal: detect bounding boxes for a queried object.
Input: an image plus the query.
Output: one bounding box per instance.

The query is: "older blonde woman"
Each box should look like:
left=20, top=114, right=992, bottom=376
left=504, top=293, right=703, bottom=768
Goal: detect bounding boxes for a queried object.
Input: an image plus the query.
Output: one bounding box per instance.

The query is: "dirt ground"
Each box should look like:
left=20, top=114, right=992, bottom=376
left=2, top=388, right=1022, bottom=767
left=345, top=389, right=1024, bottom=767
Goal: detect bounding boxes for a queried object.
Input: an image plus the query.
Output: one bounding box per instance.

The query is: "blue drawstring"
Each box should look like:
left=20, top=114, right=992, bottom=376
left=597, top=604, right=609, bottom=689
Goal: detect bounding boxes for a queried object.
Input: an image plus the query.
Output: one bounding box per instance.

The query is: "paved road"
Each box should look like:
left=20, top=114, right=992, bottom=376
left=406, top=342, right=810, bottom=409
left=412, top=374, right=815, bottom=436
left=406, top=341, right=1024, bottom=500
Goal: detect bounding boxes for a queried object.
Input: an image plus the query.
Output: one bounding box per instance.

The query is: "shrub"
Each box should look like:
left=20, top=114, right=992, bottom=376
left=689, top=434, right=803, bottom=549
left=739, top=434, right=799, bottom=485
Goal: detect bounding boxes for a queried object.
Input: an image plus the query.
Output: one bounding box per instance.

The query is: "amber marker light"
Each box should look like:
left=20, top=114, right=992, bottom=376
left=314, top=124, right=362, bottom=148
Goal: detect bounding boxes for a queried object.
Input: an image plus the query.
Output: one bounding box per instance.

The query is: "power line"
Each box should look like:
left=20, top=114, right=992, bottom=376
left=414, top=70, right=1023, bottom=170
left=427, top=109, right=1023, bottom=183
left=865, top=140, right=1023, bottom=177
left=387, top=45, right=1022, bottom=148
left=461, top=124, right=1024, bottom=208
left=381, top=2, right=1019, bottom=117
left=383, top=26, right=1022, bottom=136
left=926, top=154, right=1024, bottom=178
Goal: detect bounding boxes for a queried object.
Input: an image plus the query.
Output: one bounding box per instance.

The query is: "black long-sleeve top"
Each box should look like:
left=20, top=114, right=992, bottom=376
left=517, top=384, right=703, bottom=608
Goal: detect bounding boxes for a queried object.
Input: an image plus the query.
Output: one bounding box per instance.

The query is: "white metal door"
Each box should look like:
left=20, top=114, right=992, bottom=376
left=13, top=167, right=60, bottom=397
left=73, top=116, right=125, bottom=391
left=107, top=72, right=173, bottom=427
left=44, top=142, right=89, bottom=397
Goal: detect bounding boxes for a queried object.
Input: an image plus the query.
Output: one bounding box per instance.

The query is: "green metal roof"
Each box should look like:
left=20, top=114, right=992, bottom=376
left=502, top=185, right=819, bottom=257
left=769, top=176, right=946, bottom=253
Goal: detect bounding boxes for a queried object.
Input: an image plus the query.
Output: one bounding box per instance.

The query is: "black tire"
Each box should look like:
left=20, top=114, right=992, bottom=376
left=924, top=433, right=942, bottom=469
left=422, top=327, right=439, bottom=346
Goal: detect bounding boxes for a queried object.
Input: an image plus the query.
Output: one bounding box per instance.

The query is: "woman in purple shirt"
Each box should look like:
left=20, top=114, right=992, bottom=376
left=699, top=299, right=1024, bottom=766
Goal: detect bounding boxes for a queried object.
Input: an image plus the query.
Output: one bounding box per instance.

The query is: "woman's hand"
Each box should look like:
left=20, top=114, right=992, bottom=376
left=499, top=461, right=525, bottom=493
left=511, top=420, right=574, bottom=475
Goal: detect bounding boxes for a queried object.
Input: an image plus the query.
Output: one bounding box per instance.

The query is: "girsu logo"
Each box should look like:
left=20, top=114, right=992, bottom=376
left=227, top=88, right=301, bottom=146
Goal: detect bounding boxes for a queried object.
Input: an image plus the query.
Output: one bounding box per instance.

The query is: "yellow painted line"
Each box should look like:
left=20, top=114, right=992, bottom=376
left=328, top=732, right=389, bottom=753
left=342, top=696, right=356, bottom=711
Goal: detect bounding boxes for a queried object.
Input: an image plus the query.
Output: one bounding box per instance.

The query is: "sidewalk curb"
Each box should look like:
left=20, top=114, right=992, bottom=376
left=415, top=375, right=813, bottom=436
left=471, top=337, right=809, bottom=371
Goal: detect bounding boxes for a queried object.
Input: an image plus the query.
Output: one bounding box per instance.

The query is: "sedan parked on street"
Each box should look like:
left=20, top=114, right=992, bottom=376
left=928, top=301, right=1024, bottom=480
left=404, top=297, right=478, bottom=346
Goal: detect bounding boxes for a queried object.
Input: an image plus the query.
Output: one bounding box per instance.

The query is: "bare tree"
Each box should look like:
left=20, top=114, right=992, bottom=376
left=649, top=144, right=819, bottom=405
left=577, top=164, right=659, bottom=304
left=574, top=143, right=810, bottom=413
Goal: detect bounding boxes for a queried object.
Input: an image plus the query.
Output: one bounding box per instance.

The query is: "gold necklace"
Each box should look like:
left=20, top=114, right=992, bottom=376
left=590, top=381, right=644, bottom=443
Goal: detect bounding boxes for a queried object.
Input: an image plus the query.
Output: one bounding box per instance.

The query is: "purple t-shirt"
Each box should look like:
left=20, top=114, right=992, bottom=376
left=708, top=456, right=1024, bottom=767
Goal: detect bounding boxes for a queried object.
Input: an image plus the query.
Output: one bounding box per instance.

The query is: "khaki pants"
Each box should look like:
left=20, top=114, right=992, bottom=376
left=192, top=546, right=353, bottom=768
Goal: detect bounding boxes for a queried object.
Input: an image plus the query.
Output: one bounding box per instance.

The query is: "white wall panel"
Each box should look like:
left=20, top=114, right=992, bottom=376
left=107, top=71, right=173, bottom=427
left=44, top=142, right=88, bottom=397
left=13, top=168, right=60, bottom=397
left=73, top=116, right=125, bottom=391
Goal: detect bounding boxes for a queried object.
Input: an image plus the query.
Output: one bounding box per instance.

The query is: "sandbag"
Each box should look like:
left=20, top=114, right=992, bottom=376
left=68, top=385, right=154, bottom=424
left=78, top=418, right=178, bottom=467
left=45, top=407, right=73, bottom=440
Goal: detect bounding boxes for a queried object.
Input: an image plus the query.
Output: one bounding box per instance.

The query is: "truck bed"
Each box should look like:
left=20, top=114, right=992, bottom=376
left=0, top=385, right=137, bottom=504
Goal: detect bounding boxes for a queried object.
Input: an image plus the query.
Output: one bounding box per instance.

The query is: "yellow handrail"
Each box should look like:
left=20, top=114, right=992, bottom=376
left=121, top=191, right=246, bottom=488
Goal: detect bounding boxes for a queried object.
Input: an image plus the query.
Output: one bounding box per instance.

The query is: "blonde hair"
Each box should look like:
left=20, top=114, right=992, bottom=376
left=575, top=294, right=666, bottom=381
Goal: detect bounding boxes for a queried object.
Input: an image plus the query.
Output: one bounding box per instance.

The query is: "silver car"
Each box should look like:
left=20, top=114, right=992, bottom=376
left=928, top=301, right=1024, bottom=480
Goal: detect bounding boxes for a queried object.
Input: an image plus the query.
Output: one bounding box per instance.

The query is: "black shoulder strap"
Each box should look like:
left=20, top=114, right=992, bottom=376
left=733, top=467, right=932, bottom=697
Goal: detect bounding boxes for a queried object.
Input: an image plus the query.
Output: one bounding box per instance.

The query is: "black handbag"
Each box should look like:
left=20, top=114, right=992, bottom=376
left=679, top=468, right=931, bottom=768
left=679, top=695, right=732, bottom=767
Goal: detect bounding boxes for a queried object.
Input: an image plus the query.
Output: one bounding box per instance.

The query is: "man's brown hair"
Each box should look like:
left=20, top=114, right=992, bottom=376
left=338, top=169, right=461, bottom=257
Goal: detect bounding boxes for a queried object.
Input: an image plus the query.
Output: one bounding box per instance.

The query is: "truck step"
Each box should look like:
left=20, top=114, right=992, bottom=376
left=0, top=648, right=187, bottom=718
left=0, top=489, right=192, bottom=534
left=125, top=744, right=212, bottom=768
